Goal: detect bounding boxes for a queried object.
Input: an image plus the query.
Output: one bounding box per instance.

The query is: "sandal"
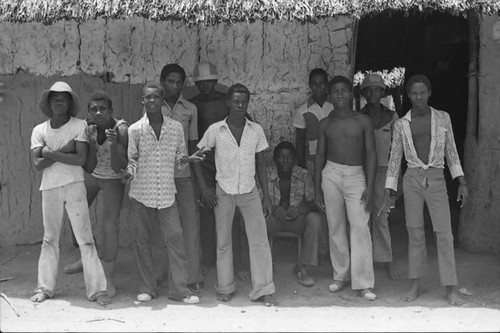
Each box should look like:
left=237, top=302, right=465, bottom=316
left=293, top=264, right=315, bottom=287
left=360, top=289, right=377, bottom=301
left=328, top=280, right=347, bottom=293
left=216, top=293, right=233, bottom=302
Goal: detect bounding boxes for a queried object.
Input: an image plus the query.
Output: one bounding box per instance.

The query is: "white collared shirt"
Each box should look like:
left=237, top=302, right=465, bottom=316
left=385, top=107, right=464, bottom=191
left=197, top=118, right=269, bottom=194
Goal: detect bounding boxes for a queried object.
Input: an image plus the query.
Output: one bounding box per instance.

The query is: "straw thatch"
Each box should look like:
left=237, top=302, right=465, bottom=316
left=1, top=0, right=499, bottom=25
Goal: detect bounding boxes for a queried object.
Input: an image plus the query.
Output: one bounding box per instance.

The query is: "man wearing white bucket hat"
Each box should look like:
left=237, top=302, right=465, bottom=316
left=30, top=81, right=109, bottom=305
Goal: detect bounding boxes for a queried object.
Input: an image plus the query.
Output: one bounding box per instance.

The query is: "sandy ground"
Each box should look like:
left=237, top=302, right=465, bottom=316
left=1, top=207, right=500, bottom=332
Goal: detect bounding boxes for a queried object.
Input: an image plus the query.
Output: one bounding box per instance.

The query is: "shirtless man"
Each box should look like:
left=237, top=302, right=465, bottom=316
left=315, top=75, right=377, bottom=301
left=380, top=74, right=469, bottom=306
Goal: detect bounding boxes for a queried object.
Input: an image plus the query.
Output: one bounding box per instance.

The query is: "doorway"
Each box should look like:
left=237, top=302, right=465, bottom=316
left=355, top=11, right=469, bottom=246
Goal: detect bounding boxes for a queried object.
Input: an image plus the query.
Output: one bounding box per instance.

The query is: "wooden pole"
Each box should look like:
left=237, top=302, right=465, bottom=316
left=466, top=10, right=480, bottom=142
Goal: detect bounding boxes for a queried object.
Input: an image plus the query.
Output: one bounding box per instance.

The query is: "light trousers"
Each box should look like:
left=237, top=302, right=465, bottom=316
left=214, top=184, right=275, bottom=300
left=403, top=168, right=457, bottom=286
left=322, top=161, right=374, bottom=290
left=175, top=177, right=202, bottom=284
left=36, top=181, right=107, bottom=300
left=371, top=167, right=393, bottom=262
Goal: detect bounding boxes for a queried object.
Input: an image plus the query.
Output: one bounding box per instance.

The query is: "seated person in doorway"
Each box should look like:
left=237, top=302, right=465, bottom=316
left=360, top=74, right=400, bottom=280
left=380, top=74, right=469, bottom=306
left=190, top=61, right=250, bottom=281
left=315, top=76, right=377, bottom=301
left=264, top=141, right=323, bottom=287
left=64, top=91, right=129, bottom=298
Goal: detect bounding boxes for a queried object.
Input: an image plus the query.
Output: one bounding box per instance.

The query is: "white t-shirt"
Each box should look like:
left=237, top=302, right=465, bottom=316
left=30, top=117, right=88, bottom=191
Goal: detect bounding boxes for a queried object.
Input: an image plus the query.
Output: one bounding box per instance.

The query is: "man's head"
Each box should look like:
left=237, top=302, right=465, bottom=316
left=87, top=91, right=113, bottom=126
left=327, top=76, right=353, bottom=109
left=142, top=83, right=164, bottom=114
left=309, top=68, right=328, bottom=100
left=406, top=75, right=432, bottom=108
left=38, top=81, right=80, bottom=118
left=273, top=141, right=297, bottom=172
left=226, top=83, right=250, bottom=118
left=360, top=73, right=386, bottom=105
left=193, top=61, right=218, bottom=96
left=160, top=63, right=186, bottom=100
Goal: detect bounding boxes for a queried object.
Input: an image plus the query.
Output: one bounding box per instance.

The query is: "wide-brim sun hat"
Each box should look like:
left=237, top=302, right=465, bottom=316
left=361, top=73, right=386, bottom=90
left=193, top=61, right=218, bottom=82
left=38, top=81, right=80, bottom=117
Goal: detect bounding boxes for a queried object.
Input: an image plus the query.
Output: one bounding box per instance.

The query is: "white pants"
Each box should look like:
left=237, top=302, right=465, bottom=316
left=35, top=181, right=107, bottom=300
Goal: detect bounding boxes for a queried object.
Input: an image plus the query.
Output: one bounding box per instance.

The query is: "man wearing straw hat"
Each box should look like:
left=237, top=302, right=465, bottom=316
left=30, top=81, right=109, bottom=305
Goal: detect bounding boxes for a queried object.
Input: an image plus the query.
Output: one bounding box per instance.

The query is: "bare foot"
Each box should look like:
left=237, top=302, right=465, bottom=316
left=401, top=281, right=420, bottom=302
left=386, top=262, right=401, bottom=281
left=237, top=269, right=250, bottom=282
left=30, top=292, right=49, bottom=303
left=96, top=294, right=111, bottom=306
left=107, top=284, right=117, bottom=298
left=446, top=287, right=466, bottom=306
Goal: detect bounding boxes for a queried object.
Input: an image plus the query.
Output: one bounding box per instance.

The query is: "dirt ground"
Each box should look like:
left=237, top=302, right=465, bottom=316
left=1, top=206, right=500, bottom=332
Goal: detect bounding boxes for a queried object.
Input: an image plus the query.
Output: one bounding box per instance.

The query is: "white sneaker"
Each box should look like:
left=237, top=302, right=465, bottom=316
left=137, top=292, right=152, bottom=302
left=360, top=289, right=376, bottom=301
left=182, top=295, right=200, bottom=304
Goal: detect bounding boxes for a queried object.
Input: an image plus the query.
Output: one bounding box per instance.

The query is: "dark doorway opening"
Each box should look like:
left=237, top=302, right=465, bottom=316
left=355, top=12, right=469, bottom=246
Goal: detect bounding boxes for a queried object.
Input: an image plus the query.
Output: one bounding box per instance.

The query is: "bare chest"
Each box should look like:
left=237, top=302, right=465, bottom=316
left=409, top=115, right=432, bottom=163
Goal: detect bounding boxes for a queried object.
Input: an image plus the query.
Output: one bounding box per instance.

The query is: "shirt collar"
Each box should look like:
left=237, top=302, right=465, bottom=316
left=220, top=117, right=254, bottom=130
left=402, top=106, right=436, bottom=122
left=307, top=96, right=329, bottom=108
left=269, top=165, right=302, bottom=182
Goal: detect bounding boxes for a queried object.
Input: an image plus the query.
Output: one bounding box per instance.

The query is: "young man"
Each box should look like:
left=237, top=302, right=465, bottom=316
left=30, top=81, right=109, bottom=305
left=197, top=83, right=277, bottom=306
left=159, top=63, right=203, bottom=292
left=292, top=68, right=333, bottom=175
left=63, top=91, right=128, bottom=297
left=315, top=76, right=377, bottom=301
left=189, top=61, right=250, bottom=281
left=265, top=141, right=323, bottom=287
left=123, top=83, right=203, bottom=304
left=380, top=74, right=469, bottom=306
left=360, top=74, right=400, bottom=280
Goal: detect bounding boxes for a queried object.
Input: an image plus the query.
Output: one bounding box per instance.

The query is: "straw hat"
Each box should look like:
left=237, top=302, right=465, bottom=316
left=38, top=81, right=80, bottom=117
left=193, top=61, right=218, bottom=82
left=361, top=73, right=386, bottom=90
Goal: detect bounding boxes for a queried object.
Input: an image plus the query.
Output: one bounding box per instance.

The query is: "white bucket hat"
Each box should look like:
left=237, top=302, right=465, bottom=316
left=193, top=61, right=218, bottom=82
left=38, top=81, right=80, bottom=117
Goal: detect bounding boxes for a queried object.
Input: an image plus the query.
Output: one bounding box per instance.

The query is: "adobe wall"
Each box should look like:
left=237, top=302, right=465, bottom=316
left=0, top=17, right=353, bottom=246
left=459, top=15, right=500, bottom=254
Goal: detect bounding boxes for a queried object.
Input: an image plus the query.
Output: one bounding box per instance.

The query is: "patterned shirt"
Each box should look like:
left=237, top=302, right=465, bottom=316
left=126, top=113, right=186, bottom=209
left=91, top=118, right=128, bottom=180
left=385, top=107, right=464, bottom=191
left=266, top=165, right=315, bottom=207
left=197, top=118, right=269, bottom=195
left=292, top=97, right=333, bottom=157
left=161, top=96, right=198, bottom=178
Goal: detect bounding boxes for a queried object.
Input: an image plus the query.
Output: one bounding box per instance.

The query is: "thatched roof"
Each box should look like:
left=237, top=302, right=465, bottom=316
left=1, top=0, right=499, bottom=25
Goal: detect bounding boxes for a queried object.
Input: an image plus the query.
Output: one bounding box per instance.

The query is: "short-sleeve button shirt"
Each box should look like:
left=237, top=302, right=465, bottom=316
left=292, top=97, right=333, bottom=156
left=161, top=95, right=198, bottom=178
left=126, top=113, right=186, bottom=209
left=197, top=118, right=269, bottom=195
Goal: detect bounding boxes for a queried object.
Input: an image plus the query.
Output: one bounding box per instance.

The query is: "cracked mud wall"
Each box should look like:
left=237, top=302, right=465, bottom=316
left=0, top=17, right=353, bottom=246
left=459, top=15, right=500, bottom=254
